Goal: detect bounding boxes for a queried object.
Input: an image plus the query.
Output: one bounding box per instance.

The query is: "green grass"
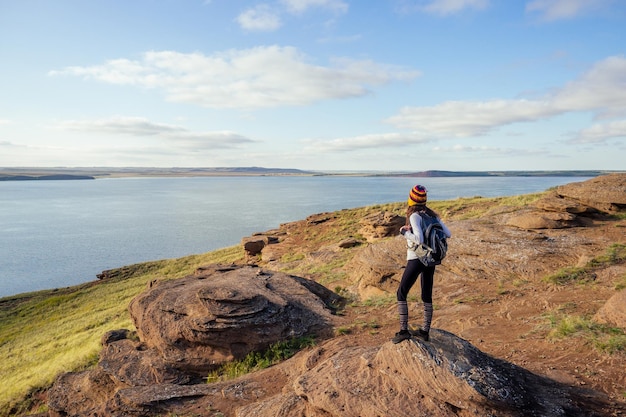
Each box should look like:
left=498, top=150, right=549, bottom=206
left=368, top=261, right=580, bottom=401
left=587, top=243, right=626, bottom=266
left=543, top=266, right=595, bottom=285
left=609, top=212, right=626, bottom=221
left=543, top=243, right=626, bottom=285
left=334, top=319, right=381, bottom=336
left=280, top=252, right=306, bottom=263
left=545, top=313, right=626, bottom=354
left=0, top=246, right=242, bottom=417
left=359, top=295, right=396, bottom=307
left=206, top=336, right=316, bottom=382
left=430, top=193, right=543, bottom=220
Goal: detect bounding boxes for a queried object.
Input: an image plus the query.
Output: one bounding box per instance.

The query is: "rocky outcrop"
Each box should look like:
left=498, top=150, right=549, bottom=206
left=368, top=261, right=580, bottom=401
left=505, top=208, right=580, bottom=229
left=241, top=213, right=338, bottom=258
left=129, top=264, right=341, bottom=373
left=359, top=211, right=405, bottom=241
left=270, top=330, right=609, bottom=417
left=555, top=173, right=626, bottom=213
left=48, top=264, right=343, bottom=417
left=506, top=174, right=626, bottom=229
left=242, top=232, right=282, bottom=257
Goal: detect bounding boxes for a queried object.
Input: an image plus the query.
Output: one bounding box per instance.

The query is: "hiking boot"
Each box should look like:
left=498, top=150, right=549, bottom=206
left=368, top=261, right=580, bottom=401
left=392, top=330, right=411, bottom=344
left=409, top=328, right=429, bottom=341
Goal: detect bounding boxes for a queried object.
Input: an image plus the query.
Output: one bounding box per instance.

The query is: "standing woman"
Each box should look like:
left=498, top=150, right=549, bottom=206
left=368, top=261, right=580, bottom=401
left=392, top=185, right=451, bottom=344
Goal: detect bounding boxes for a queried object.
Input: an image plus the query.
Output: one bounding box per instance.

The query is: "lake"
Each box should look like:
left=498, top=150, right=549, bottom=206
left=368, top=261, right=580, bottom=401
left=0, top=175, right=590, bottom=297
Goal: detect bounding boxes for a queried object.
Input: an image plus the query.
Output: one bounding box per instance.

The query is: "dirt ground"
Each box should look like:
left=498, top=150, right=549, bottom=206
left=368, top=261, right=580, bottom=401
left=259, top=201, right=626, bottom=408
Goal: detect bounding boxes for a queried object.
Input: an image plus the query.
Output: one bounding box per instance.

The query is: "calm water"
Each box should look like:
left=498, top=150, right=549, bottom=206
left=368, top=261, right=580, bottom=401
left=0, top=175, right=590, bottom=297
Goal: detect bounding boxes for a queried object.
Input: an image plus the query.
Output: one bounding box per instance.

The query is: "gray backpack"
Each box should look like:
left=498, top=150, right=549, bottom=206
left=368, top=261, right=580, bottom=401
left=414, top=214, right=448, bottom=266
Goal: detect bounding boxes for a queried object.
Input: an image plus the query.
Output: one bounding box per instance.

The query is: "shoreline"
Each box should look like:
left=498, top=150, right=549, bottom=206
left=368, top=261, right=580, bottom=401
left=0, top=167, right=618, bottom=180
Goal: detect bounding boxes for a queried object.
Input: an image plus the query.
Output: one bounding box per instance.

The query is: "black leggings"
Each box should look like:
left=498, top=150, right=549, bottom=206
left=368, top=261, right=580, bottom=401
left=397, top=259, right=435, bottom=303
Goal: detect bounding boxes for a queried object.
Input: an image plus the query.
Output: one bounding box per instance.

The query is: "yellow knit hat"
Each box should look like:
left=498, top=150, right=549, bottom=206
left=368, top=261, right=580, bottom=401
left=408, top=185, right=427, bottom=206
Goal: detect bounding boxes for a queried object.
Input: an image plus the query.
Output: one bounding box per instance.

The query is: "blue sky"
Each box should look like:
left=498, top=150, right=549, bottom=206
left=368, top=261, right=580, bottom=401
left=1, top=0, right=625, bottom=171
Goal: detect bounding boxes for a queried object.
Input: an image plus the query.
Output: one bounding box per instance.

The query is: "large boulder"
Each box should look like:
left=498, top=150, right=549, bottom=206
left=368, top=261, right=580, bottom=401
left=238, top=330, right=611, bottom=417
left=129, top=264, right=342, bottom=373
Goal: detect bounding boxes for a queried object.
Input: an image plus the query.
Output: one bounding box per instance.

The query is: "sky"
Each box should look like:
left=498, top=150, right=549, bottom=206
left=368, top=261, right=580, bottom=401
left=1, top=0, right=625, bottom=172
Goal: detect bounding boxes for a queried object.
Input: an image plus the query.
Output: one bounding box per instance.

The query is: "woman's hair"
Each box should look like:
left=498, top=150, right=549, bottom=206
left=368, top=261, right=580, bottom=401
left=405, top=204, right=440, bottom=227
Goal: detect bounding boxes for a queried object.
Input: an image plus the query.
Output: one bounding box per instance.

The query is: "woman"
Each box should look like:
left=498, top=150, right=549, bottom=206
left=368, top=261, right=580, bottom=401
left=392, top=185, right=451, bottom=344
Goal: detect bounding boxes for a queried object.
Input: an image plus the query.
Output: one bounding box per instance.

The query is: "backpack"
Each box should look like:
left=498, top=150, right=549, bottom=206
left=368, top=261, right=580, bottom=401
left=413, top=214, right=448, bottom=266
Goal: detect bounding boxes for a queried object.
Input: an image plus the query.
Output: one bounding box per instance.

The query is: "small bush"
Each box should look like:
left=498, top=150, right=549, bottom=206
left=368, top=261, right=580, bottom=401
left=543, top=266, right=594, bottom=285
left=588, top=243, right=626, bottom=266
left=206, top=336, right=316, bottom=383
left=548, top=315, right=591, bottom=338
left=335, top=326, right=352, bottom=335
left=593, top=332, right=626, bottom=354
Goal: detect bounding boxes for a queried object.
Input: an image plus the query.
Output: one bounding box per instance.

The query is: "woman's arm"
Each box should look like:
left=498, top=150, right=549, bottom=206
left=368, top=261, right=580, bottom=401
left=400, top=212, right=423, bottom=245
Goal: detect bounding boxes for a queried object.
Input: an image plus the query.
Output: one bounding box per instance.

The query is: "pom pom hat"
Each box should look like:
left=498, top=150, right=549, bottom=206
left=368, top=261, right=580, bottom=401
left=408, top=185, right=427, bottom=206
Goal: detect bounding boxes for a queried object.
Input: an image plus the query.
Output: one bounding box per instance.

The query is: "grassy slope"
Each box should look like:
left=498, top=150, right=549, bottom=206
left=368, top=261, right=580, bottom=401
left=0, top=193, right=549, bottom=415
left=0, top=247, right=242, bottom=415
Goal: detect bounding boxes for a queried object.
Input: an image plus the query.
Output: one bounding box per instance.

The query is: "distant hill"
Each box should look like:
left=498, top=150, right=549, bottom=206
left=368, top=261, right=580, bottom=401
left=182, top=167, right=315, bottom=175
left=388, top=169, right=611, bottom=177
left=0, top=167, right=315, bottom=179
left=0, top=174, right=95, bottom=181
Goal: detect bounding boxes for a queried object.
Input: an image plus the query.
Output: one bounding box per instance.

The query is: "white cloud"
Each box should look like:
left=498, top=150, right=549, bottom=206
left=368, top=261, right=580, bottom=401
left=236, top=5, right=282, bottom=32
left=50, top=47, right=420, bottom=109
left=308, top=55, right=626, bottom=152
left=280, top=0, right=348, bottom=15
left=397, top=0, right=489, bottom=15
left=525, top=0, right=613, bottom=21
left=57, top=117, right=186, bottom=136
left=387, top=55, right=626, bottom=137
left=235, top=1, right=348, bottom=32
left=423, top=0, right=489, bottom=15
left=304, top=131, right=433, bottom=152
left=551, top=55, right=626, bottom=117
left=433, top=144, right=548, bottom=157
left=571, top=120, right=626, bottom=144
left=386, top=99, right=556, bottom=137
left=54, top=117, right=255, bottom=149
